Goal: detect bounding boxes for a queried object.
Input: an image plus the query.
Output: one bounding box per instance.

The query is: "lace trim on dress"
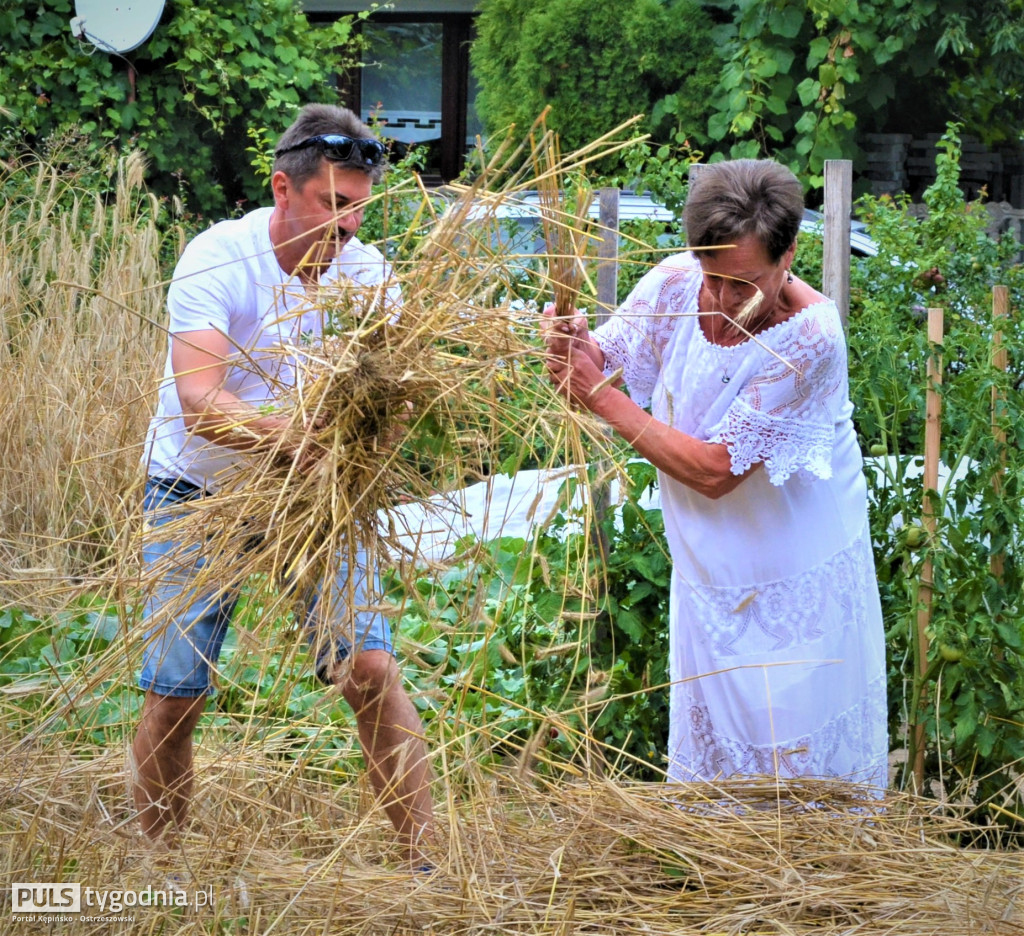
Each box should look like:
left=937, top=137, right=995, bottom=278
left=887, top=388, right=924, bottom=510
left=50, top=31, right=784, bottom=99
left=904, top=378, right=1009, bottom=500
left=682, top=529, right=875, bottom=657
left=671, top=671, right=888, bottom=787
left=710, top=398, right=835, bottom=485
left=593, top=261, right=701, bottom=409
left=703, top=305, right=846, bottom=483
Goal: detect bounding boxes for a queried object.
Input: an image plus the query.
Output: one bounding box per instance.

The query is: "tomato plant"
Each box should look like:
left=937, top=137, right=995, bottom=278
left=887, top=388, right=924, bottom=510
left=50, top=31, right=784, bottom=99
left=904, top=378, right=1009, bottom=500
left=842, top=126, right=1024, bottom=817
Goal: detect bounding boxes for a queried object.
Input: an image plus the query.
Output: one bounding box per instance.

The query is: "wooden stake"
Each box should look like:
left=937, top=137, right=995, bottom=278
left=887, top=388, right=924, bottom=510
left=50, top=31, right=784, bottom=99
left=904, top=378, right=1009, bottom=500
left=591, top=191, right=620, bottom=563
left=823, top=160, right=852, bottom=328
left=913, top=307, right=943, bottom=792
left=991, top=286, right=1009, bottom=581
left=595, top=187, right=620, bottom=327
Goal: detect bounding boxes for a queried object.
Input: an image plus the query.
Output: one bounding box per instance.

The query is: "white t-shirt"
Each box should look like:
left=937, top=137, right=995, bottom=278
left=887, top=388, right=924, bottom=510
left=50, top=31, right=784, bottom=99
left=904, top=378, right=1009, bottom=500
left=143, top=206, right=399, bottom=490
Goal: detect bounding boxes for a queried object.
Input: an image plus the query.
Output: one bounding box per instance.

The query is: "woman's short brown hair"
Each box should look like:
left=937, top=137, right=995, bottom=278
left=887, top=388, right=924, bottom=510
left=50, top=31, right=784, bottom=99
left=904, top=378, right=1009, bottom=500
left=683, top=159, right=804, bottom=263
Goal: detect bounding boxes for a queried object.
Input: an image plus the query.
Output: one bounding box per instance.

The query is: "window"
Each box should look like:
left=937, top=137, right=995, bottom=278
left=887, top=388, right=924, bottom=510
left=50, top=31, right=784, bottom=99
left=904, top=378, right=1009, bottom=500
left=313, top=6, right=481, bottom=184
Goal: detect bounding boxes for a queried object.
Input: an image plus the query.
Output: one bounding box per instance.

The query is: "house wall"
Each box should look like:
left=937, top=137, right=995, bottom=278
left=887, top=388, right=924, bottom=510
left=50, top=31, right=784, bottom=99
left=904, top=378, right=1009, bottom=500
left=302, top=1, right=477, bottom=12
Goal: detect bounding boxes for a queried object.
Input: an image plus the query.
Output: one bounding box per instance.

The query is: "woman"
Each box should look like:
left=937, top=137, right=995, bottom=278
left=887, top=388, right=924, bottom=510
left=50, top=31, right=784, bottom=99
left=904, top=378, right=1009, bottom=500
left=544, top=159, right=887, bottom=788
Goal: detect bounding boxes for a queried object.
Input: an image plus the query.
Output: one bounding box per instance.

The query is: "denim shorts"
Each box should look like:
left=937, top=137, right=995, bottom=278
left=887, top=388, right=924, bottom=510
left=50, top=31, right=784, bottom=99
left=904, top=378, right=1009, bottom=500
left=138, top=477, right=394, bottom=698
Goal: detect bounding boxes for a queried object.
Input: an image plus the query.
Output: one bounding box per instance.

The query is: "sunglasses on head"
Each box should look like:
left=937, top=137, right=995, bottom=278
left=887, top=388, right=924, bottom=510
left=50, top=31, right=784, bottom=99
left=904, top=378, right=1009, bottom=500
left=275, top=134, right=387, bottom=167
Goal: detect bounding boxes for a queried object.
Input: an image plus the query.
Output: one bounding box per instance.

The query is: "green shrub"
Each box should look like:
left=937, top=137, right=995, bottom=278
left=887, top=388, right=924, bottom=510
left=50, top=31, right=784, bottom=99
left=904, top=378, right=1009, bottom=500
left=846, top=126, right=1024, bottom=815
left=471, top=0, right=719, bottom=173
left=0, top=0, right=366, bottom=215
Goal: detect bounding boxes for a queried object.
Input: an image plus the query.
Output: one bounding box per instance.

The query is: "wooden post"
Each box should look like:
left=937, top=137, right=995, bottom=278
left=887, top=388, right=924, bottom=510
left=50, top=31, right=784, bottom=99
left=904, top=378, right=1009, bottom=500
left=823, top=160, right=852, bottom=328
left=595, top=188, right=620, bottom=326
left=588, top=189, right=621, bottom=562
left=991, top=286, right=1009, bottom=580
left=913, top=306, right=943, bottom=791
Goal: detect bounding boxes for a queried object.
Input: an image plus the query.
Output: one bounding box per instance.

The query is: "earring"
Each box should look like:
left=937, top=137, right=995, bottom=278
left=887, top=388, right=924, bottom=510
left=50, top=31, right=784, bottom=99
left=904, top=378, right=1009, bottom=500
left=786, top=270, right=794, bottom=284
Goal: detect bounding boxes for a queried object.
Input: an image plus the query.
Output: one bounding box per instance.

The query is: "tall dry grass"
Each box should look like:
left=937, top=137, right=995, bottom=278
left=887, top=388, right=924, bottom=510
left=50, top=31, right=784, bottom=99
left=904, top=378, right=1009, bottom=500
left=0, top=150, right=172, bottom=610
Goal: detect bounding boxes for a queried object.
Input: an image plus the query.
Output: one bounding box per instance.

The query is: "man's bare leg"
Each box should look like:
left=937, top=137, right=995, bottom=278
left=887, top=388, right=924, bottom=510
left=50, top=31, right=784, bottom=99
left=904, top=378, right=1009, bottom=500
left=131, top=691, right=206, bottom=846
left=338, top=650, right=434, bottom=867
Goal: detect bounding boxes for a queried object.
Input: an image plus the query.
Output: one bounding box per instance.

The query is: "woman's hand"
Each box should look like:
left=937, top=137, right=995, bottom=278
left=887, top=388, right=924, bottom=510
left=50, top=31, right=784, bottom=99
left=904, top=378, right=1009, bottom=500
left=545, top=341, right=615, bottom=413
left=541, top=303, right=610, bottom=411
left=541, top=303, right=591, bottom=359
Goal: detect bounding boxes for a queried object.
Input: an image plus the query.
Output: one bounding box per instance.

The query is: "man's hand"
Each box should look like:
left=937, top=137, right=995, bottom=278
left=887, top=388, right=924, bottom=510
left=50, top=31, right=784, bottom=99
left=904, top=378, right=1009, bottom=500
left=172, top=328, right=331, bottom=475
left=274, top=412, right=327, bottom=474
left=380, top=400, right=414, bottom=450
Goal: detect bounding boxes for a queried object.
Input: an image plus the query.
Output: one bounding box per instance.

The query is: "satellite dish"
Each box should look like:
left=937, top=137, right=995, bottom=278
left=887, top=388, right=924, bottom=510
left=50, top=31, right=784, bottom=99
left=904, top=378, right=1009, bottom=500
left=71, top=0, right=166, bottom=54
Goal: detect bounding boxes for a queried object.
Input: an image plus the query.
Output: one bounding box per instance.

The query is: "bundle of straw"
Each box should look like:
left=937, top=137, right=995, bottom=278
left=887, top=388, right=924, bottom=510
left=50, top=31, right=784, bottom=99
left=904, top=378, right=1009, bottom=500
left=140, top=118, right=644, bottom=648
left=533, top=110, right=595, bottom=319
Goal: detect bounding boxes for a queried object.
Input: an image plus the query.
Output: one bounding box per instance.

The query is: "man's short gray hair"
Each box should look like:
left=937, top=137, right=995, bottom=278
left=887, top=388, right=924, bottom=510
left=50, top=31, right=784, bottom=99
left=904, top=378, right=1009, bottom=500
left=273, top=103, right=387, bottom=186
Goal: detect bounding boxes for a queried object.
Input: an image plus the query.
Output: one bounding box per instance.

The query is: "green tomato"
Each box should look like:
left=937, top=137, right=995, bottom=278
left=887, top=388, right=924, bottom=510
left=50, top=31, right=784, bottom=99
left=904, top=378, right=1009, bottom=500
left=904, top=524, right=926, bottom=549
left=869, top=442, right=887, bottom=456
left=939, top=644, right=963, bottom=663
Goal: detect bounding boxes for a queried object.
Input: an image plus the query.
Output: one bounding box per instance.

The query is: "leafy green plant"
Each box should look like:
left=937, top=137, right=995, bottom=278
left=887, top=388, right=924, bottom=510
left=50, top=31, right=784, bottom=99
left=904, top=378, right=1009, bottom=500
left=0, top=597, right=140, bottom=746
left=0, top=0, right=368, bottom=214
left=705, top=0, right=1024, bottom=188
left=0, top=582, right=360, bottom=764
left=844, top=125, right=1024, bottom=818
left=205, top=585, right=362, bottom=766
left=389, top=460, right=671, bottom=777
left=471, top=0, right=719, bottom=173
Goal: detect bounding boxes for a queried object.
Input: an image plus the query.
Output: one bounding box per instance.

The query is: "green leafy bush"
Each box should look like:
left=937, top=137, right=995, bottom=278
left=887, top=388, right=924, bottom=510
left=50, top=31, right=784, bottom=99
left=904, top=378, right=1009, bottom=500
left=0, top=0, right=366, bottom=215
left=704, top=1, right=1024, bottom=188
left=471, top=0, right=718, bottom=172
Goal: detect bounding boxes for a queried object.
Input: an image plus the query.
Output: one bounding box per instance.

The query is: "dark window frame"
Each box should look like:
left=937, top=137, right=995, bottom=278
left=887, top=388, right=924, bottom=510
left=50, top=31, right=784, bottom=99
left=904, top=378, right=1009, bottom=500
left=311, top=11, right=476, bottom=184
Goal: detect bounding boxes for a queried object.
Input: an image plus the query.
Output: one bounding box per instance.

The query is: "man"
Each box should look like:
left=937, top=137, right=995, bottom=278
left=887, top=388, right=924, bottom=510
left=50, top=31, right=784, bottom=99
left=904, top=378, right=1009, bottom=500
left=131, top=103, right=433, bottom=868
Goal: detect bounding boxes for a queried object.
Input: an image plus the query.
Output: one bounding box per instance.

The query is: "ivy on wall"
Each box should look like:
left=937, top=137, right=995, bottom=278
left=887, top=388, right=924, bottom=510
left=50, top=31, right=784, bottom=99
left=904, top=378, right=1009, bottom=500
left=0, top=0, right=367, bottom=214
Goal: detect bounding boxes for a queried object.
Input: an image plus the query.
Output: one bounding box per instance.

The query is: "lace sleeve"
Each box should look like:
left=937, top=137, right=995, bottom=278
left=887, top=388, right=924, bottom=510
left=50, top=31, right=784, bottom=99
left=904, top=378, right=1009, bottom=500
left=709, top=302, right=848, bottom=485
left=591, top=256, right=700, bottom=409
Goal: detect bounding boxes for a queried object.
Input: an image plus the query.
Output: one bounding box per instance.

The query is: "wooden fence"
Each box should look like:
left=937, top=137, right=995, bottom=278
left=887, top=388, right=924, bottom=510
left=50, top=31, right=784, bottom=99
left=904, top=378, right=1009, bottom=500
left=593, top=160, right=856, bottom=326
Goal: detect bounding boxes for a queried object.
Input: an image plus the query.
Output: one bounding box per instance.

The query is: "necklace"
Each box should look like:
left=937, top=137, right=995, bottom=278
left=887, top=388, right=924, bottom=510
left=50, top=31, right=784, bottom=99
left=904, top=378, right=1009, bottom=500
left=702, top=314, right=734, bottom=384
left=701, top=285, right=777, bottom=388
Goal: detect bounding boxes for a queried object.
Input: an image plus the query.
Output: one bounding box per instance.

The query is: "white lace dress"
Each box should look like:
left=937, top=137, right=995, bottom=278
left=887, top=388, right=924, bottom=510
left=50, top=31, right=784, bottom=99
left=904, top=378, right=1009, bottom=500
left=594, top=252, right=888, bottom=788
